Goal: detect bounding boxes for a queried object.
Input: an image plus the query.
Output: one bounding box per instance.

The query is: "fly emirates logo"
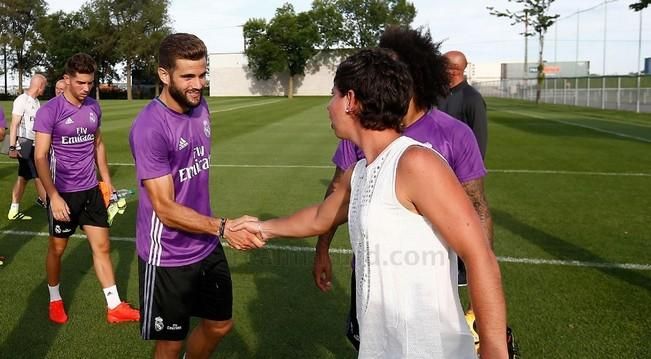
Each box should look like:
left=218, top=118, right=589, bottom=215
left=179, top=146, right=210, bottom=183
left=62, top=127, right=95, bottom=145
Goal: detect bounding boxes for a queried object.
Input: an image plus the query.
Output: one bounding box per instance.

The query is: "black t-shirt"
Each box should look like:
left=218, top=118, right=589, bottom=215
left=438, top=80, right=488, bottom=158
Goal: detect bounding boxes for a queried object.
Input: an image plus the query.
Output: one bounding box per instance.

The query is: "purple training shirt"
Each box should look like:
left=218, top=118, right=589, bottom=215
left=0, top=109, right=6, bottom=129
left=129, top=98, right=217, bottom=267
left=332, top=109, right=486, bottom=183
left=33, top=95, right=102, bottom=193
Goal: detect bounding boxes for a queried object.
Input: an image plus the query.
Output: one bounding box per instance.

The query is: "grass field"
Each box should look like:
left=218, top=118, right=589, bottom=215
left=0, top=96, right=649, bottom=358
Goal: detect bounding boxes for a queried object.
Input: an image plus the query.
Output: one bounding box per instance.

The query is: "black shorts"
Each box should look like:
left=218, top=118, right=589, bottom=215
left=17, top=151, right=37, bottom=180
left=47, top=186, right=109, bottom=238
left=139, top=244, right=233, bottom=341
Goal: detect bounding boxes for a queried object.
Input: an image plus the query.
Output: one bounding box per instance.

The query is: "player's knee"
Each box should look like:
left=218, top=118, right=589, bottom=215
left=48, top=240, right=67, bottom=257
left=204, top=319, right=233, bottom=338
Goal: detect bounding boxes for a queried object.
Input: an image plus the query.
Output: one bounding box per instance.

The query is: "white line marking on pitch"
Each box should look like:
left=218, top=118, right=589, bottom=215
left=2, top=230, right=649, bottom=271
left=210, top=99, right=283, bottom=113
left=1, top=161, right=647, bottom=176
left=503, top=110, right=651, bottom=143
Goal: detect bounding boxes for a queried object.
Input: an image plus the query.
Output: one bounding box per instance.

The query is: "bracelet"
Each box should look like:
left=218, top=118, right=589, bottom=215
left=8, top=146, right=15, bottom=150
left=219, top=217, right=227, bottom=239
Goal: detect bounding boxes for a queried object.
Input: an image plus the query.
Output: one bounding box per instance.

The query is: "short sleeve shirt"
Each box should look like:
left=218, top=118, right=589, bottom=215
left=33, top=95, right=102, bottom=192
left=13, top=93, right=40, bottom=140
left=332, top=109, right=486, bottom=183
left=129, top=98, right=217, bottom=267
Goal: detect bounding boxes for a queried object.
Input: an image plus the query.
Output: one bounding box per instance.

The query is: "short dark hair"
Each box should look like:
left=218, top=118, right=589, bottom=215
left=379, top=26, right=449, bottom=110
left=64, top=53, right=96, bottom=76
left=334, top=48, right=412, bottom=132
left=159, top=33, right=207, bottom=71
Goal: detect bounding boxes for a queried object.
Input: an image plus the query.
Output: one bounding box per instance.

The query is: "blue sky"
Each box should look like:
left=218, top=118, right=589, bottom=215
left=47, top=0, right=649, bottom=75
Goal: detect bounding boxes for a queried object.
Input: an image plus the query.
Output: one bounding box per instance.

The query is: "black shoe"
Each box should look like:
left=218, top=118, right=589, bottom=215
left=507, top=326, right=520, bottom=359
left=36, top=198, right=47, bottom=208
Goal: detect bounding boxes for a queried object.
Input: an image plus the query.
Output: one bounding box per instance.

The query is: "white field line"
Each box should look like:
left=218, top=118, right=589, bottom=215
left=210, top=99, right=283, bottom=113
left=2, top=230, right=650, bottom=271
left=503, top=110, right=651, bottom=143
left=1, top=160, right=648, bottom=176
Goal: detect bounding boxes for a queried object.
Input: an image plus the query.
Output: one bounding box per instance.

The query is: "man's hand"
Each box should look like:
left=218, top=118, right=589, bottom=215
left=223, top=215, right=266, bottom=250
left=8, top=148, right=18, bottom=159
left=49, top=193, right=71, bottom=222
left=313, top=243, right=333, bottom=292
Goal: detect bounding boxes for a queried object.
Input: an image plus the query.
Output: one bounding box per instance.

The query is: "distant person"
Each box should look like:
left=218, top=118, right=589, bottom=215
left=234, top=48, right=508, bottom=358
left=55, top=79, right=66, bottom=96
left=129, top=33, right=263, bottom=358
left=7, top=74, right=48, bottom=220
left=439, top=50, right=488, bottom=158
left=33, top=53, right=140, bottom=325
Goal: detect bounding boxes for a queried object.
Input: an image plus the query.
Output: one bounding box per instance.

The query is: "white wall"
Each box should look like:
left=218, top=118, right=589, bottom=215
left=209, top=52, right=343, bottom=97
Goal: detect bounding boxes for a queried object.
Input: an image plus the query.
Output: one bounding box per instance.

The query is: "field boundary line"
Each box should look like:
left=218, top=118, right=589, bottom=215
left=503, top=109, right=651, bottom=143
left=2, top=230, right=650, bottom=271
left=1, top=160, right=648, bottom=176
left=210, top=99, right=283, bottom=113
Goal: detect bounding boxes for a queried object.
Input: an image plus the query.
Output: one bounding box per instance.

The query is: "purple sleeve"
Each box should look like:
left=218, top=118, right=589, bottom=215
left=0, top=110, right=6, bottom=128
left=33, top=105, right=55, bottom=134
left=450, top=126, right=487, bottom=183
left=331, top=139, right=362, bottom=170
left=94, top=102, right=102, bottom=127
left=129, top=119, right=171, bottom=182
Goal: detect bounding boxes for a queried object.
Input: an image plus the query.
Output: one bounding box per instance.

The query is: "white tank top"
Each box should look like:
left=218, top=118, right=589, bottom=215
left=348, top=136, right=476, bottom=359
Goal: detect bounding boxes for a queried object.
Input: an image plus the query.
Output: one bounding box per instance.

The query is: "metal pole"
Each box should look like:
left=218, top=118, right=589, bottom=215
left=587, top=77, right=591, bottom=107
left=636, top=9, right=643, bottom=113
left=554, top=22, right=558, bottom=63
left=575, top=10, right=580, bottom=106
left=617, top=76, right=621, bottom=110
left=601, top=1, right=607, bottom=109
left=524, top=10, right=529, bottom=100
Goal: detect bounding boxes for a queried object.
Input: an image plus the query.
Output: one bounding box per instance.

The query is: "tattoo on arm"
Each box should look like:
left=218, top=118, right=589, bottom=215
left=461, top=178, right=494, bottom=247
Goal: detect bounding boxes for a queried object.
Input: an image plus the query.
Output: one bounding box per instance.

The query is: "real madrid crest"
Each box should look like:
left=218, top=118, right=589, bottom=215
left=155, top=316, right=164, bottom=332
left=89, top=112, right=97, bottom=123
left=203, top=119, right=211, bottom=138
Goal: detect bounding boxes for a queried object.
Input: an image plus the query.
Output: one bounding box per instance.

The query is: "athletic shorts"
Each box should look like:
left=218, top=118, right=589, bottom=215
left=17, top=151, right=37, bottom=180
left=47, top=186, right=109, bottom=238
left=139, top=244, right=233, bottom=341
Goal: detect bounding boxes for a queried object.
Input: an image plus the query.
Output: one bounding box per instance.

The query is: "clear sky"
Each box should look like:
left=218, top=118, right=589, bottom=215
left=46, top=0, right=649, bottom=76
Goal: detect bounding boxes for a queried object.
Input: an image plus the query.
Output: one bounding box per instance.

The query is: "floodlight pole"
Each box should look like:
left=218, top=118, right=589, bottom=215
left=601, top=1, right=607, bottom=110
left=636, top=9, right=643, bottom=113
left=524, top=10, right=529, bottom=100
left=575, top=9, right=580, bottom=106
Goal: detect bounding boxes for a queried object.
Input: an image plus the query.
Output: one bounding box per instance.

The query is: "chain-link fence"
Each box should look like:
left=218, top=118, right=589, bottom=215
left=474, top=75, right=651, bottom=113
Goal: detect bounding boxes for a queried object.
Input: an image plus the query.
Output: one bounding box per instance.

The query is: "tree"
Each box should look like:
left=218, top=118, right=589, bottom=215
left=98, top=0, right=171, bottom=100
left=0, top=0, right=47, bottom=93
left=244, top=4, right=320, bottom=98
left=311, top=0, right=416, bottom=49
left=488, top=0, right=559, bottom=104
left=630, top=0, right=649, bottom=11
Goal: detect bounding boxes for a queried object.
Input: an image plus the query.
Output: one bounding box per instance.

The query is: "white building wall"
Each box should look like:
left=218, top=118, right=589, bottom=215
left=209, top=52, right=342, bottom=97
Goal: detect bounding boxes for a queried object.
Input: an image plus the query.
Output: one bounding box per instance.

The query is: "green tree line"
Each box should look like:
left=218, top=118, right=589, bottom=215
left=0, top=0, right=171, bottom=100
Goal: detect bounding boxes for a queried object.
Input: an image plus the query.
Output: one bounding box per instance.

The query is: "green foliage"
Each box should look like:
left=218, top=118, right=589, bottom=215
left=310, top=0, right=416, bottom=49
left=90, top=0, right=172, bottom=99
left=244, top=4, right=320, bottom=97
left=0, top=0, right=47, bottom=90
left=629, top=0, right=649, bottom=11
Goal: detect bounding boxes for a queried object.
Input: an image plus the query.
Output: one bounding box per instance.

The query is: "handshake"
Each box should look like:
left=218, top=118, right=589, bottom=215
left=221, top=215, right=271, bottom=251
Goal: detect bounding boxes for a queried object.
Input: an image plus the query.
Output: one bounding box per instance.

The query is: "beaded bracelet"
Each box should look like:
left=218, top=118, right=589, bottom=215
left=219, top=217, right=227, bottom=239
